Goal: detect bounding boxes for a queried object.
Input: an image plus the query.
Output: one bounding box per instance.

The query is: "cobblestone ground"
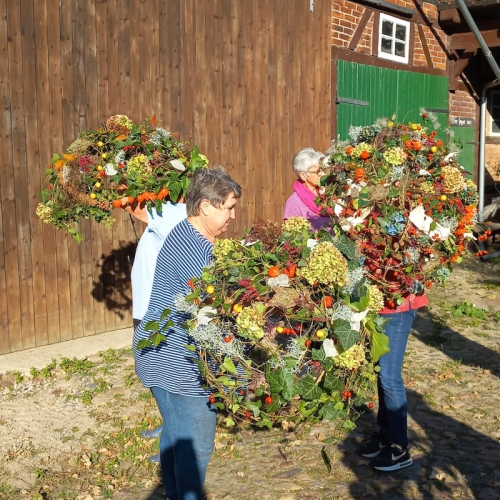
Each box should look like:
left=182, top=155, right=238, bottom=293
left=1, top=257, right=499, bottom=500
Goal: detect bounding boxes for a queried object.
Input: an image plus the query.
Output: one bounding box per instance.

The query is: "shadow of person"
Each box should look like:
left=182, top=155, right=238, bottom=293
left=411, top=308, right=500, bottom=379
left=91, top=240, right=137, bottom=319
left=338, top=388, right=500, bottom=499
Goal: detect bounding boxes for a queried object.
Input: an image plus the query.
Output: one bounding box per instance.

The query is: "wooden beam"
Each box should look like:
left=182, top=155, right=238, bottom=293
left=437, top=0, right=500, bottom=10
left=450, top=29, right=500, bottom=50
left=439, top=8, right=461, bottom=23
left=371, top=10, right=380, bottom=57
left=348, top=8, right=372, bottom=50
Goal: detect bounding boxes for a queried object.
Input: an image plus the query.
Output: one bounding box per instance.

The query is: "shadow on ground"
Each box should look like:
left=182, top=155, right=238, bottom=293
left=412, top=308, right=500, bottom=378
left=340, top=388, right=500, bottom=499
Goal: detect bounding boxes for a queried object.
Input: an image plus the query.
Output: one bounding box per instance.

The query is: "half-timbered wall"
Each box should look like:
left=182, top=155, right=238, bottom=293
left=0, top=0, right=332, bottom=353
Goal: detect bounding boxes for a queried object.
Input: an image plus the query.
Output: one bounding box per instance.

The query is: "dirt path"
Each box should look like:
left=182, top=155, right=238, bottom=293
left=1, top=256, right=499, bottom=500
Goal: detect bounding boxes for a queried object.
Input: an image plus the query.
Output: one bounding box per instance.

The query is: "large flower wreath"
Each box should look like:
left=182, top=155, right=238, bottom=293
left=139, top=218, right=389, bottom=429
left=319, top=113, right=478, bottom=309
left=36, top=115, right=209, bottom=242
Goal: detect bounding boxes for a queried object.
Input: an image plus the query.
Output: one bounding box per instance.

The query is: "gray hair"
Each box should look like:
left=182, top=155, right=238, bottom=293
left=292, top=148, right=325, bottom=175
left=186, top=168, right=242, bottom=217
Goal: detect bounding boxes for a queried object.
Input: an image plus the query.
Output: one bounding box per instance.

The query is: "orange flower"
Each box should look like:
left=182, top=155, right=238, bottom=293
left=54, top=159, right=65, bottom=170
left=187, top=278, right=195, bottom=290
left=63, top=153, right=77, bottom=163
left=151, top=115, right=157, bottom=124
left=116, top=134, right=127, bottom=141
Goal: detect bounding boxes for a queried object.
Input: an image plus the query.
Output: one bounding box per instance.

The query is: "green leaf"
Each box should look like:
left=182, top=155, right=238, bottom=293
left=160, top=308, right=171, bottom=320
left=144, top=320, right=159, bottom=332
left=51, top=153, right=61, bottom=163
left=256, top=417, right=273, bottom=430
left=320, top=402, right=343, bottom=421
left=136, top=339, right=151, bottom=350
left=267, top=368, right=294, bottom=401
left=364, top=315, right=390, bottom=362
left=369, top=329, right=389, bottom=362
left=323, top=372, right=343, bottom=393
left=296, top=375, right=323, bottom=401
left=151, top=333, right=167, bottom=347
left=184, top=344, right=196, bottom=352
left=224, top=417, right=236, bottom=427
left=342, top=419, right=357, bottom=430
left=332, top=233, right=357, bottom=259
left=298, top=400, right=318, bottom=417
left=245, top=402, right=261, bottom=417
left=311, top=346, right=327, bottom=363
left=333, top=319, right=360, bottom=351
left=221, top=357, right=238, bottom=375
left=321, top=446, right=332, bottom=473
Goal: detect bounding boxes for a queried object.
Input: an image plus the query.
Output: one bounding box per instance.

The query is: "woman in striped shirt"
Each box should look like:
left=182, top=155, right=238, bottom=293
left=133, top=168, right=241, bottom=500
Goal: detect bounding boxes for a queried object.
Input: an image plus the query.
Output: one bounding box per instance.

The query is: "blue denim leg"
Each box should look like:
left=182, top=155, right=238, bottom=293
left=377, top=310, right=416, bottom=449
left=151, top=387, right=217, bottom=500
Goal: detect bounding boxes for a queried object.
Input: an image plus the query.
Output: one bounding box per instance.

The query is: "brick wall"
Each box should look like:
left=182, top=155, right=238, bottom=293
left=450, top=90, right=477, bottom=120
left=331, top=0, right=447, bottom=70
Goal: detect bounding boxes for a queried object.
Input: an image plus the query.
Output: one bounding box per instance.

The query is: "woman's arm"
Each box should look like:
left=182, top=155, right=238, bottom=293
left=121, top=201, right=148, bottom=223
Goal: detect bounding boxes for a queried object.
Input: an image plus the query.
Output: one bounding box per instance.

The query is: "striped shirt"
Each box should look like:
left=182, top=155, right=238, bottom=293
left=133, top=219, right=214, bottom=397
left=131, top=202, right=187, bottom=320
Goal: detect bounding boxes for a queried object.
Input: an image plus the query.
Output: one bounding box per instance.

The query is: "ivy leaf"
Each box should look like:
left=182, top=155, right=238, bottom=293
left=144, top=320, right=159, bottom=332
left=256, top=417, right=273, bottom=430
left=160, top=308, right=171, bottom=320
left=224, top=417, right=236, bottom=427
left=245, top=402, right=261, bottom=417
left=332, top=233, right=357, bottom=259
left=136, top=339, right=151, bottom=350
left=323, top=372, right=343, bottom=393
left=365, top=315, right=390, bottom=362
left=296, top=375, right=323, bottom=401
left=333, top=319, right=360, bottom=351
left=311, top=346, right=327, bottom=362
left=151, top=333, right=167, bottom=347
left=370, top=329, right=389, bottom=362
left=319, top=402, right=343, bottom=421
left=267, top=368, right=294, bottom=401
left=221, top=357, right=238, bottom=375
left=298, top=400, right=319, bottom=417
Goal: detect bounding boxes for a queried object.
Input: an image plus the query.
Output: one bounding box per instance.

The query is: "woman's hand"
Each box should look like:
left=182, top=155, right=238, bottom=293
left=115, top=198, right=148, bottom=223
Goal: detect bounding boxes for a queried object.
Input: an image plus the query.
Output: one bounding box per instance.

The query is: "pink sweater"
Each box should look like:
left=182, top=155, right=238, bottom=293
left=283, top=192, right=331, bottom=231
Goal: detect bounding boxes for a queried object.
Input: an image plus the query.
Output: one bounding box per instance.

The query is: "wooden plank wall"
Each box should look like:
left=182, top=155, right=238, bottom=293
left=0, top=0, right=332, bottom=354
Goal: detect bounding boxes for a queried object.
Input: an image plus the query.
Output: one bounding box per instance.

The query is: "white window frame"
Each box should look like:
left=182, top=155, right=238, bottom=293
left=378, top=13, right=410, bottom=64
left=490, top=90, right=500, bottom=137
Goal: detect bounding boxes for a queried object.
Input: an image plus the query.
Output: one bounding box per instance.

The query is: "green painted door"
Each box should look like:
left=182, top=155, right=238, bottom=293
left=336, top=60, right=449, bottom=141
left=449, top=126, right=476, bottom=175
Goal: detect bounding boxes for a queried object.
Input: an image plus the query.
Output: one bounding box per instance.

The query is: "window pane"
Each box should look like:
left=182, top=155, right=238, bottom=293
left=395, top=24, right=407, bottom=41
left=382, top=20, right=393, bottom=37
left=381, top=37, right=393, bottom=54
left=492, top=118, right=500, bottom=133
left=395, top=42, right=406, bottom=57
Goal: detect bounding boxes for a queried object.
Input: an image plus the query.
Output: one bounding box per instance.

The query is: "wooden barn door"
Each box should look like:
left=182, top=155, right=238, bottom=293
left=0, top=0, right=333, bottom=353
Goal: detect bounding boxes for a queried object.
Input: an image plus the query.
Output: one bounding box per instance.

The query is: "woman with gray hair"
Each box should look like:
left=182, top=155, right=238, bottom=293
left=133, top=168, right=241, bottom=500
left=283, top=147, right=331, bottom=231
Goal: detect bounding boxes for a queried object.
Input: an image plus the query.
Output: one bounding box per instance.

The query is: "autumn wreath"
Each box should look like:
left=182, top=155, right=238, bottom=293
left=319, top=113, right=479, bottom=309
left=36, top=115, right=209, bottom=242
left=139, top=217, right=389, bottom=429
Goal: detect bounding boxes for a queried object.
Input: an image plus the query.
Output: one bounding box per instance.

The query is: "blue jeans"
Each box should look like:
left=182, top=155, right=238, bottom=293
left=377, top=309, right=416, bottom=449
left=151, top=387, right=217, bottom=500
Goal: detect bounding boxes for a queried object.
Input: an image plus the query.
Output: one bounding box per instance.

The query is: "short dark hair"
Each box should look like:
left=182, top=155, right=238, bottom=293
left=185, top=168, right=242, bottom=217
